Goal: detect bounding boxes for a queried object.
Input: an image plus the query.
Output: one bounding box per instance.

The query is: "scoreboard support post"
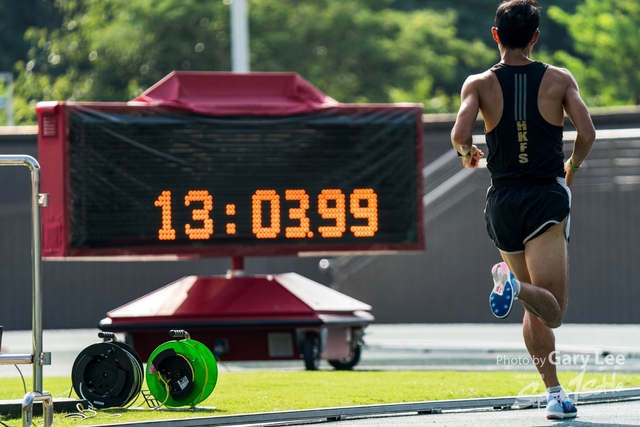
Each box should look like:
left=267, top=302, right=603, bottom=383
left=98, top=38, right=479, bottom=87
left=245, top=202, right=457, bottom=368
left=229, top=256, right=246, bottom=276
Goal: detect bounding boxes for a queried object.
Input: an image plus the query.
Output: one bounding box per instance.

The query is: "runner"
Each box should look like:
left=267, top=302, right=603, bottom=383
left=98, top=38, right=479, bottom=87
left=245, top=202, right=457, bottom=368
left=450, top=0, right=595, bottom=420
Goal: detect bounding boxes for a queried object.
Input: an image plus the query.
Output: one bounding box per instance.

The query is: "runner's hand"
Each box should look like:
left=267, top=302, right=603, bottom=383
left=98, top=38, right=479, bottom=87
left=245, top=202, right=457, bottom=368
left=564, top=161, right=576, bottom=187
left=462, top=145, right=484, bottom=169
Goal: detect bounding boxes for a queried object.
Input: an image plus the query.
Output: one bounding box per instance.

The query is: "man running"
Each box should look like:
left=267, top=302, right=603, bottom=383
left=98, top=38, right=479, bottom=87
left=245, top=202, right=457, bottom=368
left=451, top=0, right=595, bottom=420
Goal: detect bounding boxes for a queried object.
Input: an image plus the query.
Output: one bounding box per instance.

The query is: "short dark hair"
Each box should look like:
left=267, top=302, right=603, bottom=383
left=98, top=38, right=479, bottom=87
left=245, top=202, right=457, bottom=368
left=495, top=0, right=540, bottom=49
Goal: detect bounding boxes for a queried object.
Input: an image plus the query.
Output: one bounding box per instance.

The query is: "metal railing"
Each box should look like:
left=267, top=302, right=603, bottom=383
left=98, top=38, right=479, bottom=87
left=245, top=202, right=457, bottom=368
left=422, top=135, right=487, bottom=224
left=564, top=128, right=640, bottom=190
left=330, top=128, right=640, bottom=283
left=0, top=155, right=52, bottom=427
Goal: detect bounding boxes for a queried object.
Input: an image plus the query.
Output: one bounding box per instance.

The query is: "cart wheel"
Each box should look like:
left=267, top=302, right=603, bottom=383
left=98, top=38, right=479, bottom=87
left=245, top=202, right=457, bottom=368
left=328, top=343, right=361, bottom=370
left=302, top=335, right=320, bottom=371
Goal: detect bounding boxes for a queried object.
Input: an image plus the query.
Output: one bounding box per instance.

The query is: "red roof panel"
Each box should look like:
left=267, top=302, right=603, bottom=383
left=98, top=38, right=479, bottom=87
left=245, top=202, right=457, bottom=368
left=133, top=71, right=339, bottom=116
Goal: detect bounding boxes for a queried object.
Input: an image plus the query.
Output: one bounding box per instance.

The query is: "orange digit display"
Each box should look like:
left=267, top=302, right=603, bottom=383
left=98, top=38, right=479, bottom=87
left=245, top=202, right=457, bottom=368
left=252, top=190, right=281, bottom=239
left=157, top=188, right=381, bottom=241
left=154, top=191, right=176, bottom=240
left=317, top=189, right=346, bottom=238
left=285, top=189, right=312, bottom=238
left=350, top=188, right=378, bottom=237
left=184, top=190, right=213, bottom=240
left=159, top=188, right=379, bottom=240
left=226, top=204, right=236, bottom=235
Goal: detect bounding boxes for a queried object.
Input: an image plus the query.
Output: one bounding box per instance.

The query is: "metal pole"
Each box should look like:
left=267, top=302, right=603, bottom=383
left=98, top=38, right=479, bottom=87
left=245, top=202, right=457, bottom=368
left=22, top=391, right=53, bottom=427
left=0, top=155, right=45, bottom=392
left=30, top=158, right=44, bottom=393
left=230, top=0, right=250, bottom=72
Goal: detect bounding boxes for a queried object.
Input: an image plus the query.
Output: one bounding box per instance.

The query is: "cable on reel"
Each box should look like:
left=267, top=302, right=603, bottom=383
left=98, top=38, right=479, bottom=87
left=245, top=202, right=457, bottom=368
left=71, top=332, right=143, bottom=408
left=146, top=330, right=218, bottom=407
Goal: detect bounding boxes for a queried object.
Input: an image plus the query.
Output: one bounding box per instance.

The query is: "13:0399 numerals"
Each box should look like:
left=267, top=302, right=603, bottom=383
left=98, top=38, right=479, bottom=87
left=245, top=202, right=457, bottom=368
left=154, top=188, right=379, bottom=241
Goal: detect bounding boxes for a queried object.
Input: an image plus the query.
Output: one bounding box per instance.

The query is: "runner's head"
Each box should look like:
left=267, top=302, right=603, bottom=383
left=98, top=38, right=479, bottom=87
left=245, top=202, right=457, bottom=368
left=494, top=0, right=540, bottom=50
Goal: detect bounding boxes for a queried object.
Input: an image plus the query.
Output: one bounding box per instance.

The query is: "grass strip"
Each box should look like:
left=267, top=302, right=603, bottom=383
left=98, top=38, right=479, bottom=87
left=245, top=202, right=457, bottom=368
left=1, top=370, right=638, bottom=427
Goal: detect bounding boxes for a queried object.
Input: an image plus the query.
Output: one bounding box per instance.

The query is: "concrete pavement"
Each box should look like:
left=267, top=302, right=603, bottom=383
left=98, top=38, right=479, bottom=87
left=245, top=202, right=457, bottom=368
left=278, top=400, right=640, bottom=427
left=3, top=323, right=640, bottom=377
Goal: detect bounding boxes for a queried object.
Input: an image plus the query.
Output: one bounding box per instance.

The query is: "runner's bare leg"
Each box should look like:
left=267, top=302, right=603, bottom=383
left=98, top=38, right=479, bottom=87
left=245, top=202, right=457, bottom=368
left=500, top=221, right=569, bottom=388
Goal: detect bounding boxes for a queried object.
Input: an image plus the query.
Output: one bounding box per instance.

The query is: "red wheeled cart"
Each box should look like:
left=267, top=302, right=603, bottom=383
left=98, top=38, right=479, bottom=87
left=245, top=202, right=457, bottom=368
left=99, top=268, right=373, bottom=370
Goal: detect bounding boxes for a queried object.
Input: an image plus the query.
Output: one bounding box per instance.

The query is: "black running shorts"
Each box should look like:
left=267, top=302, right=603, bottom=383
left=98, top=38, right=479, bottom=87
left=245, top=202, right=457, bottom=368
left=484, top=178, right=571, bottom=253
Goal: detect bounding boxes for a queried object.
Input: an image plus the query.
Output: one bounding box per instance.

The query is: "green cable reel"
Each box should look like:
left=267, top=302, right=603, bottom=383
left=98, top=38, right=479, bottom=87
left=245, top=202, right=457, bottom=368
left=145, top=330, right=218, bottom=407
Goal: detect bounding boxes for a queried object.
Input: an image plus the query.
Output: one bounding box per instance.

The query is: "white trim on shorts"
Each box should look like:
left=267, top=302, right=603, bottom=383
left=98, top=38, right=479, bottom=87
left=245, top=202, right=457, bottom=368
left=500, top=248, right=525, bottom=255
left=559, top=177, right=572, bottom=242
left=521, top=177, right=572, bottom=247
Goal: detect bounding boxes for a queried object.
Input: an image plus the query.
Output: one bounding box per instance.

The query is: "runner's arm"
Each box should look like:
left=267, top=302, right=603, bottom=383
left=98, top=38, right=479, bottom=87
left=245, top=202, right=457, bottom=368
left=451, top=77, right=484, bottom=168
left=563, top=71, right=595, bottom=170
left=451, top=77, right=480, bottom=156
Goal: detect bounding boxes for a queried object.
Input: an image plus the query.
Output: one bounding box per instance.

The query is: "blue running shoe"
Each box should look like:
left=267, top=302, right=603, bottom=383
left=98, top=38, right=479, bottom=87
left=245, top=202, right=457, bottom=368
left=546, top=391, right=577, bottom=419
left=489, top=262, right=519, bottom=319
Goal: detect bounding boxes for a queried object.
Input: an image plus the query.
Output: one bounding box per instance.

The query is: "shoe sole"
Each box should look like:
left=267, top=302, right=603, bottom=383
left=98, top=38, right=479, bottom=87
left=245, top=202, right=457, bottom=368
left=490, top=262, right=514, bottom=319
left=547, top=412, right=578, bottom=419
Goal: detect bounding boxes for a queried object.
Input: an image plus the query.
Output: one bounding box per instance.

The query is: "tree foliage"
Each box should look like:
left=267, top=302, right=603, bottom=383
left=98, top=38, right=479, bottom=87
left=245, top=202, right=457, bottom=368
left=12, top=0, right=495, bottom=124
left=391, top=0, right=582, bottom=55
left=0, top=0, right=62, bottom=71
left=249, top=1, right=494, bottom=108
left=10, top=0, right=639, bottom=125
left=13, top=0, right=233, bottom=123
left=548, top=0, right=640, bottom=106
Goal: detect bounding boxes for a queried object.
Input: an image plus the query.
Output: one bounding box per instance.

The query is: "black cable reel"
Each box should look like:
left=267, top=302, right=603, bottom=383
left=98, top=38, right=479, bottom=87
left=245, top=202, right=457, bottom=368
left=71, top=332, right=144, bottom=408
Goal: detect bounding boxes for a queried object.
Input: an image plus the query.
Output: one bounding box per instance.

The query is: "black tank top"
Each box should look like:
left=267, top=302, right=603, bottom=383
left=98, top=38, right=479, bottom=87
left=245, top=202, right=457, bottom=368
left=486, top=61, right=564, bottom=185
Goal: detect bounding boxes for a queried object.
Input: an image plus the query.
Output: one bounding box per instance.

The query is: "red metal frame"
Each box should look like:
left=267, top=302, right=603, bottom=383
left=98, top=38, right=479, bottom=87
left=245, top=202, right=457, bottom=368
left=38, top=99, right=425, bottom=259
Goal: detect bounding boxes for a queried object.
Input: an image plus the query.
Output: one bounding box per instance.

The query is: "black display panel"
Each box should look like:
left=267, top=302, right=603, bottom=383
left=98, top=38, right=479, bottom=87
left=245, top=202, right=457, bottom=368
left=65, top=106, right=423, bottom=256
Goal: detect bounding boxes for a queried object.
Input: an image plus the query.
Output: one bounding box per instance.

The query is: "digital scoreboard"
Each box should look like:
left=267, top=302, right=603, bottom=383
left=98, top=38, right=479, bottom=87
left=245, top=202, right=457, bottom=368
left=38, top=73, right=424, bottom=258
